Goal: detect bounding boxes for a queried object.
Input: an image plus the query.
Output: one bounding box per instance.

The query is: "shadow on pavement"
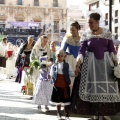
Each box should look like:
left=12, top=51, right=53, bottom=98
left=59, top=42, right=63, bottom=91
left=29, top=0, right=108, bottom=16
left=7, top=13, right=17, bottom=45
left=0, top=115, right=28, bottom=120
left=0, top=106, right=38, bottom=115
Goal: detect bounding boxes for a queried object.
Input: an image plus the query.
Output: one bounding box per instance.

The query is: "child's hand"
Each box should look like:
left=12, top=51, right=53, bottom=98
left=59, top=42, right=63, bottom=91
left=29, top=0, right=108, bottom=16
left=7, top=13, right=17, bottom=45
left=47, top=74, right=51, bottom=79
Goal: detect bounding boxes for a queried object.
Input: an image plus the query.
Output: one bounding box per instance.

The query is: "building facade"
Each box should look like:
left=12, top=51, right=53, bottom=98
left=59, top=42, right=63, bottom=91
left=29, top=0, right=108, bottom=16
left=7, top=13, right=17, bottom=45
left=0, top=0, right=67, bottom=40
left=67, top=5, right=87, bottom=36
left=84, top=0, right=120, bottom=43
left=85, top=0, right=109, bottom=29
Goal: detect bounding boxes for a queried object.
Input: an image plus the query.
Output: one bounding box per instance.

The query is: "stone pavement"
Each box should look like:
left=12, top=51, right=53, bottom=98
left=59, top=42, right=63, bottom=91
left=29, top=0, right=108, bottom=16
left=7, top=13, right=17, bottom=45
left=0, top=74, right=120, bottom=120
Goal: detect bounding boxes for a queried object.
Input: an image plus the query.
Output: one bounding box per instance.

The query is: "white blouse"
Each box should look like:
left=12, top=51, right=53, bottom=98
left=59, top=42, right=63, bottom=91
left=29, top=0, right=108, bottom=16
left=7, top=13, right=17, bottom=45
left=50, top=62, right=75, bottom=77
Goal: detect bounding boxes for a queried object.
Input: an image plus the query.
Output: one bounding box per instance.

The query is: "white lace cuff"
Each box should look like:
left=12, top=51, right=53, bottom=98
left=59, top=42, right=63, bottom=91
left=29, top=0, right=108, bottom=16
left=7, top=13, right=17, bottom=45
left=76, top=54, right=83, bottom=64
left=111, top=52, right=118, bottom=61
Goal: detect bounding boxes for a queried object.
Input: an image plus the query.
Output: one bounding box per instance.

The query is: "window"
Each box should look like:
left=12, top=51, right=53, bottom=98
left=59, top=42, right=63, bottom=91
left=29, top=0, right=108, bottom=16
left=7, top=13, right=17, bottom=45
left=89, top=1, right=99, bottom=11
left=115, top=27, right=118, bottom=39
left=115, top=27, right=118, bottom=33
left=80, top=25, right=84, bottom=29
left=105, top=13, right=108, bottom=20
left=0, top=0, right=5, bottom=4
left=115, top=19, right=118, bottom=23
left=105, top=21, right=108, bottom=25
left=105, top=13, right=108, bottom=25
left=34, top=0, right=39, bottom=6
left=18, top=0, right=23, bottom=5
left=54, top=21, right=59, bottom=33
left=53, top=0, right=58, bottom=7
left=115, top=34, right=118, bottom=39
left=115, top=10, right=118, bottom=17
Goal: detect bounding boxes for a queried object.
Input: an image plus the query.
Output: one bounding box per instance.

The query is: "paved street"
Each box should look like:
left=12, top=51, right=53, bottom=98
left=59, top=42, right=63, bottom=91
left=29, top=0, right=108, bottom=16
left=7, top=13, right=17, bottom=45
left=0, top=73, right=120, bottom=120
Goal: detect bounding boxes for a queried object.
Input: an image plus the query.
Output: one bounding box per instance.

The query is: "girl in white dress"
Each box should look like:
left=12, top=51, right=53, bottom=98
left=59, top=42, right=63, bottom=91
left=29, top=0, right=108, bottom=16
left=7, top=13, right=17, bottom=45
left=6, top=42, right=16, bottom=79
left=30, top=35, right=51, bottom=111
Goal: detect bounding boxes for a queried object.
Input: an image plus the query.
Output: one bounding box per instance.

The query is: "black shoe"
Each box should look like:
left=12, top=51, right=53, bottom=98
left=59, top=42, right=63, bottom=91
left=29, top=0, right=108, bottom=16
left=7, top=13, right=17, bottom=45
left=29, top=96, right=33, bottom=100
left=89, top=116, right=99, bottom=120
left=98, top=116, right=107, bottom=120
left=65, top=113, right=70, bottom=120
left=45, top=106, right=49, bottom=112
left=37, top=105, right=42, bottom=112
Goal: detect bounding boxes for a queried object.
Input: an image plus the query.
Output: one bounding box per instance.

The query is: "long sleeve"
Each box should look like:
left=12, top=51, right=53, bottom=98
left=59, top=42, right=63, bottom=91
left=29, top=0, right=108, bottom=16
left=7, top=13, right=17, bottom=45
left=61, top=36, right=67, bottom=50
left=15, top=44, right=26, bottom=67
left=107, top=40, right=116, bottom=54
left=107, top=31, right=117, bottom=60
left=50, top=65, right=54, bottom=77
left=77, top=33, right=87, bottom=64
left=69, top=65, right=75, bottom=77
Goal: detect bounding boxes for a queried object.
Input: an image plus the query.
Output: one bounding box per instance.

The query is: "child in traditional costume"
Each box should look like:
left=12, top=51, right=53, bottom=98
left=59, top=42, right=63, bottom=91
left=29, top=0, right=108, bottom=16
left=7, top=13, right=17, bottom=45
left=33, top=56, right=53, bottom=112
left=49, top=49, right=77, bottom=120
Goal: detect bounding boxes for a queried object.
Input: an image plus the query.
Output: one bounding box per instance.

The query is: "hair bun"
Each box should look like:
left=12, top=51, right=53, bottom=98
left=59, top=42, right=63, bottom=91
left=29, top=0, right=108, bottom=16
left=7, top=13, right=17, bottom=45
left=71, top=21, right=81, bottom=30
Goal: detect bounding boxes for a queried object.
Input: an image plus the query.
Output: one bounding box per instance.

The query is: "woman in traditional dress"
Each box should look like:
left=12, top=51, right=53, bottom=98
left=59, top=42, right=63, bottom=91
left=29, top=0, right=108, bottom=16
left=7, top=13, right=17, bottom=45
left=0, top=38, right=7, bottom=68
left=61, top=21, right=81, bottom=92
left=15, top=36, right=34, bottom=83
left=30, top=35, right=50, bottom=85
left=6, top=42, right=16, bottom=79
left=71, top=12, right=120, bottom=120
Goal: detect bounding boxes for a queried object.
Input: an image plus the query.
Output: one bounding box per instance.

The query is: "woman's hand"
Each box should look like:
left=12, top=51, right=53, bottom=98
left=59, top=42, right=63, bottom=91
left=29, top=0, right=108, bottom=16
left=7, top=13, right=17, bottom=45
left=75, top=65, right=80, bottom=77
left=113, top=60, right=118, bottom=66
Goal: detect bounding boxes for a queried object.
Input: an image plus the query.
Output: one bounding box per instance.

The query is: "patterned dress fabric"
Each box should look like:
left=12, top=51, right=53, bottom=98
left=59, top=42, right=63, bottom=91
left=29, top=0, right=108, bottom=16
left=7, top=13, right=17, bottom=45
left=70, top=28, right=120, bottom=115
left=33, top=57, right=53, bottom=106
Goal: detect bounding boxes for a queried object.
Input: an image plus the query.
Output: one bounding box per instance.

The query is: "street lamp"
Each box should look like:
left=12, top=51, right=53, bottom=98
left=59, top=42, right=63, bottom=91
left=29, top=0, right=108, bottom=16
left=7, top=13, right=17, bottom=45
left=109, top=0, right=113, bottom=32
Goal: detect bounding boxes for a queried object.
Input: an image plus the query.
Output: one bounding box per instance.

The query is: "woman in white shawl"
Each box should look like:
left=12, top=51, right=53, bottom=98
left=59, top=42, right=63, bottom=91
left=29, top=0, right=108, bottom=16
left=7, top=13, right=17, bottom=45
left=30, top=35, right=52, bottom=111
left=30, top=35, right=50, bottom=61
left=30, top=35, right=50, bottom=95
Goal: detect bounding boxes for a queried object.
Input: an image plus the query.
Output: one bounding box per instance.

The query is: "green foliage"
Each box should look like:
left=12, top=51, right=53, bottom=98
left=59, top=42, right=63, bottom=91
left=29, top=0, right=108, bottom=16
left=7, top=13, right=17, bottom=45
left=28, top=59, right=40, bottom=75
left=28, top=67, right=34, bottom=75
left=29, top=60, right=40, bottom=69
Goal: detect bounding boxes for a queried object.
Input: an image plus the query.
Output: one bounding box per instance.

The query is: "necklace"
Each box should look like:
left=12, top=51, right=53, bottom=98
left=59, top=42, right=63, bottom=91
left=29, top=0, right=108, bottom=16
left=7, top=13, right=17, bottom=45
left=92, top=27, right=99, bottom=34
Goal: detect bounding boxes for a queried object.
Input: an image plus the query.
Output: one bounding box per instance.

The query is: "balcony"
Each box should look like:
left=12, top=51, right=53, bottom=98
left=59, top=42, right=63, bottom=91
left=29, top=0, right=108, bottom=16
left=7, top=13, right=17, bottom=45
left=34, top=2, right=39, bottom=6
left=105, top=20, right=108, bottom=25
left=54, top=28, right=59, bottom=33
left=17, top=1, right=23, bottom=5
left=0, top=0, right=5, bottom=4
left=115, top=34, right=118, bottom=39
left=52, top=2, right=58, bottom=7
left=114, top=19, right=118, bottom=23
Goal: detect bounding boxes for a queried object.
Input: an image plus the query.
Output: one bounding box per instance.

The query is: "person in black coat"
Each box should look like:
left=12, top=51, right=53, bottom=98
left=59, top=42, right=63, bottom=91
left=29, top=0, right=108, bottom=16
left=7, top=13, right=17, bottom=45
left=15, top=36, right=34, bottom=83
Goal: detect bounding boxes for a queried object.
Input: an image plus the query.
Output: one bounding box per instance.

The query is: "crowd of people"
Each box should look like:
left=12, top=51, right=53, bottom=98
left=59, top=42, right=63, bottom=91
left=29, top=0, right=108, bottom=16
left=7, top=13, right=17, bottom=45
left=0, top=12, right=120, bottom=120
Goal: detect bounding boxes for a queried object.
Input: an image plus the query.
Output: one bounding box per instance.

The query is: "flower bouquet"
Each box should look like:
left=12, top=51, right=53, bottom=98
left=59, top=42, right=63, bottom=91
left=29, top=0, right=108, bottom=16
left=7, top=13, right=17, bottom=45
left=28, top=59, right=40, bottom=75
left=113, top=65, right=120, bottom=82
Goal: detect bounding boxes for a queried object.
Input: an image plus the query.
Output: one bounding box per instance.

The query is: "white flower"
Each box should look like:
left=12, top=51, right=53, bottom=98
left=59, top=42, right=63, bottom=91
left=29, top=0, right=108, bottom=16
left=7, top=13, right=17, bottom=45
left=114, top=65, right=120, bottom=78
left=40, top=60, right=49, bottom=65
left=39, top=69, right=44, bottom=74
